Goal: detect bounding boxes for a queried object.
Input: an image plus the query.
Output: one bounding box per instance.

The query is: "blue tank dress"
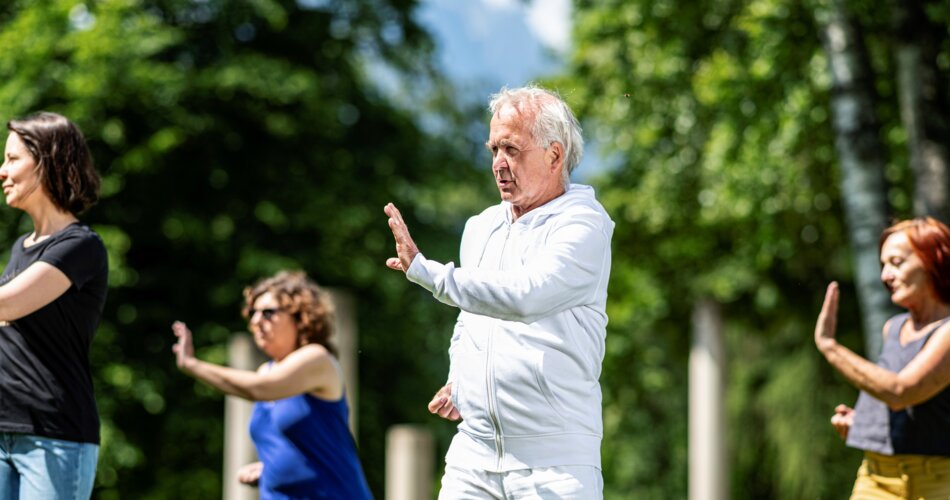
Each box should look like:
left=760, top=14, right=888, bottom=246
left=249, top=391, right=373, bottom=499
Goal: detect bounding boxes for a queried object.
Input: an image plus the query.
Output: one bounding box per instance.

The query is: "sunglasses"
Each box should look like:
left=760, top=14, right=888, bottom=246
left=248, top=307, right=282, bottom=320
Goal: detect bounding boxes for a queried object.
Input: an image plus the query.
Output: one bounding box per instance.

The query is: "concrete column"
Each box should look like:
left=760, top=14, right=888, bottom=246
left=385, top=425, right=434, bottom=500
left=328, top=289, right=358, bottom=436
left=689, top=298, right=728, bottom=500
left=223, top=334, right=267, bottom=500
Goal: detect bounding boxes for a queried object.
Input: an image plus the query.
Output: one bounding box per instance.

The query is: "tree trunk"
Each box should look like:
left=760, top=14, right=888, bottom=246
left=814, top=0, right=896, bottom=358
left=892, top=0, right=950, bottom=221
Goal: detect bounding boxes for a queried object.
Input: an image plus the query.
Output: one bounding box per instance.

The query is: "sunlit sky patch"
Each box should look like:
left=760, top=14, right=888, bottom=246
left=415, top=0, right=570, bottom=91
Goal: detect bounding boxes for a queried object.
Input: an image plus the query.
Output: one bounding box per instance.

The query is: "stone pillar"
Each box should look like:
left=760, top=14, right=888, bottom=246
left=223, top=334, right=266, bottom=500
left=385, top=425, right=434, bottom=500
left=328, top=289, right=358, bottom=435
left=689, top=298, right=728, bottom=500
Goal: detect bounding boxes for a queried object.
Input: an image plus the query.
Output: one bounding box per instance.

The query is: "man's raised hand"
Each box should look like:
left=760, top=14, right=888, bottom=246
left=384, top=203, right=420, bottom=273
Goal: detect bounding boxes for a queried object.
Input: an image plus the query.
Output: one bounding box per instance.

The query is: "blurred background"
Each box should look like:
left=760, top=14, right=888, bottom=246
left=0, top=0, right=948, bottom=498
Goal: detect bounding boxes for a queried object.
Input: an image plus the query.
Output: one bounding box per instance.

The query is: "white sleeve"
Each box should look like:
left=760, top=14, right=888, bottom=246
left=406, top=211, right=610, bottom=323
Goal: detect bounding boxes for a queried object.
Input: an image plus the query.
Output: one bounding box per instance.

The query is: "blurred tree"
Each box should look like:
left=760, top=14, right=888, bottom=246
left=813, top=0, right=893, bottom=358
left=891, top=0, right=950, bottom=222
left=0, top=0, right=493, bottom=497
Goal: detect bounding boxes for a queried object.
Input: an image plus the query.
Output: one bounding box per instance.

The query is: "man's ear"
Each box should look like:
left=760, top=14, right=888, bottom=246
left=545, top=141, right=564, bottom=172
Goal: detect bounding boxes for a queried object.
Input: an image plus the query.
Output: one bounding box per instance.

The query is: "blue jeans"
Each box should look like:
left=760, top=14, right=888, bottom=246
left=0, top=433, right=98, bottom=500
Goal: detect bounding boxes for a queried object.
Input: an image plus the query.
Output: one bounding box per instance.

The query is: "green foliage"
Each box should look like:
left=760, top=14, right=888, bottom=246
left=0, top=0, right=493, bottom=497
left=558, top=0, right=926, bottom=497
left=4, top=0, right=943, bottom=497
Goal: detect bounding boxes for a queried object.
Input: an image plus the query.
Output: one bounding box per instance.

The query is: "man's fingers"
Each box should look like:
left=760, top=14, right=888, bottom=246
left=387, top=203, right=404, bottom=223
left=438, top=402, right=456, bottom=419
left=428, top=396, right=447, bottom=413
left=385, top=205, right=405, bottom=236
left=388, top=218, right=405, bottom=241
left=388, top=217, right=414, bottom=250
left=386, top=258, right=403, bottom=271
left=384, top=203, right=406, bottom=226
left=427, top=385, right=458, bottom=420
left=428, top=395, right=460, bottom=420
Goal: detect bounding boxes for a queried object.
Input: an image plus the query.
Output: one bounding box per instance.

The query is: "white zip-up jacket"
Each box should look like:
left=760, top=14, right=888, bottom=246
left=407, top=184, right=614, bottom=471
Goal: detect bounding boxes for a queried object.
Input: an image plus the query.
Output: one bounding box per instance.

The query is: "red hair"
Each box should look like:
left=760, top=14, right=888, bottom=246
left=880, top=217, right=950, bottom=303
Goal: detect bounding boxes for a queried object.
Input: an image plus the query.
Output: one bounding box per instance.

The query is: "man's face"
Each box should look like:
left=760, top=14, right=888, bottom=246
left=487, top=104, right=564, bottom=219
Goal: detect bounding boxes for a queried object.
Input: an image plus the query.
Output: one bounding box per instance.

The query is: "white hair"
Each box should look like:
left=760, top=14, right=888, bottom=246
left=488, top=84, right=584, bottom=187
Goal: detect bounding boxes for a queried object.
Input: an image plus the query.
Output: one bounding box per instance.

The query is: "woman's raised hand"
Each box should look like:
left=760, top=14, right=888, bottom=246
left=171, top=321, right=196, bottom=373
left=815, top=282, right=840, bottom=353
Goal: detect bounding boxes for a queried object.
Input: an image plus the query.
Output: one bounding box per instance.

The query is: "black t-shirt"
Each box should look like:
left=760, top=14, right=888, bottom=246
left=0, top=223, right=108, bottom=444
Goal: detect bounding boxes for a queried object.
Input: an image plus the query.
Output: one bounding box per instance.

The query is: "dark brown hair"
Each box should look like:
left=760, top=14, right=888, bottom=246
left=242, top=271, right=336, bottom=355
left=880, top=217, right=950, bottom=303
left=7, top=112, right=100, bottom=215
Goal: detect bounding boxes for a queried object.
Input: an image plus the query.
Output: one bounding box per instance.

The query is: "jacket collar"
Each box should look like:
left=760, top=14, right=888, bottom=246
left=501, top=184, right=597, bottom=226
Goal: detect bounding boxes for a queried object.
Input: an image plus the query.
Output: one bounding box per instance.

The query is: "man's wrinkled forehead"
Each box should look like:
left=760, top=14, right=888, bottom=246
left=490, top=106, right=533, bottom=143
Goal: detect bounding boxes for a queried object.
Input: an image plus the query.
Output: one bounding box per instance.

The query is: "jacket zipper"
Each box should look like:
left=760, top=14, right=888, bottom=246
left=486, top=223, right=511, bottom=470
left=486, top=326, right=504, bottom=469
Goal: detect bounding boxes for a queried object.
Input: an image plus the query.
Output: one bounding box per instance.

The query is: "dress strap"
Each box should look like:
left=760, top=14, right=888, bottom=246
left=923, top=315, right=950, bottom=341
left=884, top=313, right=910, bottom=343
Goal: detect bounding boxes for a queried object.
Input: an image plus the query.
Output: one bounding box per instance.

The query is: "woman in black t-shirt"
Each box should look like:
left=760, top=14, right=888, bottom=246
left=0, top=112, right=107, bottom=499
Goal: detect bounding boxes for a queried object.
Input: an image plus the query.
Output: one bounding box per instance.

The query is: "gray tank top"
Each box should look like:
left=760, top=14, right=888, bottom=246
left=846, top=313, right=950, bottom=456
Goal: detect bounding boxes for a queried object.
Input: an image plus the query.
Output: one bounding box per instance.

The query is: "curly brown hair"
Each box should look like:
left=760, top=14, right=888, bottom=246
left=242, top=271, right=336, bottom=355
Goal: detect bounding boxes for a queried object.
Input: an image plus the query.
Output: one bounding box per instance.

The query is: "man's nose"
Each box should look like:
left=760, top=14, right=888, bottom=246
left=492, top=156, right=507, bottom=172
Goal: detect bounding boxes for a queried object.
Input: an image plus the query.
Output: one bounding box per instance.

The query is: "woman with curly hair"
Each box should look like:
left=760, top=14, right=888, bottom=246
left=172, top=271, right=372, bottom=499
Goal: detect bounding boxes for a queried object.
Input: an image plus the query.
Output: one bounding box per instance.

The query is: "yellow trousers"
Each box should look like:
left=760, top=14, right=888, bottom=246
left=850, top=451, right=950, bottom=499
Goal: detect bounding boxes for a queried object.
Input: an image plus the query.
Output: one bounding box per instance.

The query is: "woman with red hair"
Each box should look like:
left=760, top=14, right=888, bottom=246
left=815, top=217, right=950, bottom=498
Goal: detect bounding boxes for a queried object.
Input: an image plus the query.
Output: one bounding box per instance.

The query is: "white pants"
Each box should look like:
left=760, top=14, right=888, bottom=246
left=438, top=464, right=603, bottom=500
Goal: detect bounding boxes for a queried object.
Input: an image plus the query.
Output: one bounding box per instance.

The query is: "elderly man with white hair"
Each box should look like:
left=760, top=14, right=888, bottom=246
left=385, top=84, right=614, bottom=499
